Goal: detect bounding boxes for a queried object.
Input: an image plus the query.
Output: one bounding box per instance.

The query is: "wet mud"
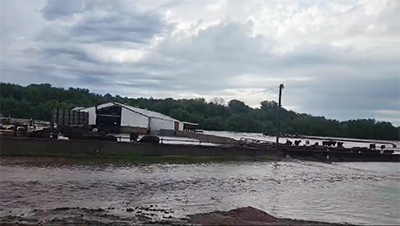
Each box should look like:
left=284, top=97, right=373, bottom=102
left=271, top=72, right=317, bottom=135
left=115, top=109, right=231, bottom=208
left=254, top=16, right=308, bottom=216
left=188, top=206, right=354, bottom=225
left=0, top=206, right=353, bottom=226
left=0, top=205, right=187, bottom=225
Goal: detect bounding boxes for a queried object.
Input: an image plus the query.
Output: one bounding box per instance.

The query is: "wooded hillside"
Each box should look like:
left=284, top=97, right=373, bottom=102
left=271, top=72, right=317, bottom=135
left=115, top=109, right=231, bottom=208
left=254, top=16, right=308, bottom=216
left=1, top=83, right=399, bottom=140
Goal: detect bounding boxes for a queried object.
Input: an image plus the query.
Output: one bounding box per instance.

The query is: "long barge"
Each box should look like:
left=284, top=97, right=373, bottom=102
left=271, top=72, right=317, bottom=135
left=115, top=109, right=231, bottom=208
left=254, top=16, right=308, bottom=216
left=0, top=136, right=398, bottom=162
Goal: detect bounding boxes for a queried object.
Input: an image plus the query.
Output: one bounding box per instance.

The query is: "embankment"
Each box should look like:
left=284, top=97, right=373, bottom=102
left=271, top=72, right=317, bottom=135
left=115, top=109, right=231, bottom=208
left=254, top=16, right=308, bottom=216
left=188, top=206, right=354, bottom=225
left=0, top=137, right=282, bottom=163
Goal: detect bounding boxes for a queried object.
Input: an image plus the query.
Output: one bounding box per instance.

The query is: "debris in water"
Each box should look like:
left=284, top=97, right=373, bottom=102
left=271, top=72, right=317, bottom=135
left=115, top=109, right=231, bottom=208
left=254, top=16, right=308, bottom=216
left=126, top=208, right=134, bottom=212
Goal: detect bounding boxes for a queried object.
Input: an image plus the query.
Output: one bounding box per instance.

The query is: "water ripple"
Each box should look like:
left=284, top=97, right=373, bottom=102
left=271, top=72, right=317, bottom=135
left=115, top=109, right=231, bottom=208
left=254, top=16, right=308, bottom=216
left=0, top=160, right=399, bottom=225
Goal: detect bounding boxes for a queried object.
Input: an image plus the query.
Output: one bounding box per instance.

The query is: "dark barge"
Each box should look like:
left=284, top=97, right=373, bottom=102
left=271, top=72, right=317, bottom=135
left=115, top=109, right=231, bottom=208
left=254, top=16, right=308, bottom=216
left=0, top=136, right=398, bottom=162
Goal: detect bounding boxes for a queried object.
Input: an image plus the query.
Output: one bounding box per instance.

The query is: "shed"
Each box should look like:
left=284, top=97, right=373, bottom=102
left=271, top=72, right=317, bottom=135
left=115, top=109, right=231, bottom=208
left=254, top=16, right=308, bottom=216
left=182, top=121, right=199, bottom=132
left=77, top=102, right=187, bottom=134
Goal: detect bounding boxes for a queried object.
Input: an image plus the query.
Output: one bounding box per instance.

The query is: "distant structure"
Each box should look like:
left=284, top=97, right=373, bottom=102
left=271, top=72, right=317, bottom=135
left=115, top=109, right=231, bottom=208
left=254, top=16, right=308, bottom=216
left=75, top=102, right=198, bottom=135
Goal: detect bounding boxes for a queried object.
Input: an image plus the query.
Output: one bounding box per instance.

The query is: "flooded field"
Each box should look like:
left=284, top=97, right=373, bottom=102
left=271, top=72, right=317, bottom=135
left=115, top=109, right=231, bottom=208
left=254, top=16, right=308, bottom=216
left=205, top=130, right=400, bottom=152
left=0, top=158, right=399, bottom=225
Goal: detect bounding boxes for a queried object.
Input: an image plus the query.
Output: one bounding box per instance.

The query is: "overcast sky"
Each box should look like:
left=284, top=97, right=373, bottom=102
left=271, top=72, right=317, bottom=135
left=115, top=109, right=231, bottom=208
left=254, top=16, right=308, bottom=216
left=0, top=0, right=399, bottom=125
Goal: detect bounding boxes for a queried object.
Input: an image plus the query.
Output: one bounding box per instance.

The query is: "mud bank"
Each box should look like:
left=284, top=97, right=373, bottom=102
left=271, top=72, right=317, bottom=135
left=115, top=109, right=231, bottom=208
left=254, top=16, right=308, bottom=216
left=0, top=206, right=354, bottom=226
left=0, top=205, right=185, bottom=226
left=188, top=207, right=354, bottom=225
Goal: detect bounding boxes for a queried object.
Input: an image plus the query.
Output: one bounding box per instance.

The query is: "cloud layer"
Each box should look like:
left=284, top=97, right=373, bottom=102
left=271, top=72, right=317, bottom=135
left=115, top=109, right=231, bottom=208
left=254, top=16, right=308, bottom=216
left=1, top=0, right=399, bottom=124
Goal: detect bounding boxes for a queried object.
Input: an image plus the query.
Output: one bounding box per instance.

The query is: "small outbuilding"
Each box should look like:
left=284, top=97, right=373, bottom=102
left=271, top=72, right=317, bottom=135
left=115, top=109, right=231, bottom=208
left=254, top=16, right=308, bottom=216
left=76, top=102, right=189, bottom=135
left=182, top=121, right=199, bottom=132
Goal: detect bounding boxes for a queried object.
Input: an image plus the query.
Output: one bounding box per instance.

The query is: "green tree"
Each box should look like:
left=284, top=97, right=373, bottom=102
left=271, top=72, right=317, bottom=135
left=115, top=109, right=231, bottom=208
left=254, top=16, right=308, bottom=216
left=0, top=82, right=399, bottom=141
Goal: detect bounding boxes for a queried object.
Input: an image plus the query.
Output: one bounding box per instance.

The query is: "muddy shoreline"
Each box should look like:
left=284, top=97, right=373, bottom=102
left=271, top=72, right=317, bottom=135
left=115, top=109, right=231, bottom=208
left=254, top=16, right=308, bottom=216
left=0, top=206, right=354, bottom=226
left=188, top=206, right=355, bottom=225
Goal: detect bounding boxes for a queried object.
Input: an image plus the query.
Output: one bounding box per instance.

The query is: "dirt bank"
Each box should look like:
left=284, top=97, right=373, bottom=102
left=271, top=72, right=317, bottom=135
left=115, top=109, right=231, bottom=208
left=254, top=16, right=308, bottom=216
left=0, top=206, right=355, bottom=226
left=188, top=206, right=353, bottom=225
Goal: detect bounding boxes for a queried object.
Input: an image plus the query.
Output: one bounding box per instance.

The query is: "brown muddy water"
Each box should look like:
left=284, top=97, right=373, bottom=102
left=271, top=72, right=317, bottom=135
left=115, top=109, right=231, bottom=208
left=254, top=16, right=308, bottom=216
left=0, top=158, right=399, bottom=225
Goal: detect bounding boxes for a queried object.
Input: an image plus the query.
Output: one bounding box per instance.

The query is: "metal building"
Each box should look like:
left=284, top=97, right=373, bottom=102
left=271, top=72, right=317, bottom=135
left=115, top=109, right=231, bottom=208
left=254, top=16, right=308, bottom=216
left=76, top=102, right=187, bottom=134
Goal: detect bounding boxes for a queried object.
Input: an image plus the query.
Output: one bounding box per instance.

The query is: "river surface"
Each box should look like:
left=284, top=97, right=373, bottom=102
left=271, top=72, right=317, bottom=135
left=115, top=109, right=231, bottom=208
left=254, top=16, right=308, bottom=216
left=0, top=159, right=399, bottom=225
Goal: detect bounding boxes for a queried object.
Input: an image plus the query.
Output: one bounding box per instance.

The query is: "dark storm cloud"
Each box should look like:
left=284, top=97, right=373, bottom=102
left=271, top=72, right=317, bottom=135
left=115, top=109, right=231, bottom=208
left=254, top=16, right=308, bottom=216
left=70, top=15, right=171, bottom=44
left=40, top=0, right=174, bottom=44
left=41, top=0, right=87, bottom=21
left=38, top=46, right=101, bottom=65
left=10, top=0, right=177, bottom=92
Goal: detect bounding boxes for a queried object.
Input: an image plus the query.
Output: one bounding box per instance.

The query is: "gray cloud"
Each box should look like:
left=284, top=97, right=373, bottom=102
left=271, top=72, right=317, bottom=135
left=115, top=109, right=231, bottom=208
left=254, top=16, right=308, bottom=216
left=70, top=14, right=172, bottom=44
left=38, top=46, right=100, bottom=65
left=41, top=0, right=87, bottom=21
left=1, top=0, right=399, bottom=125
left=40, top=0, right=174, bottom=44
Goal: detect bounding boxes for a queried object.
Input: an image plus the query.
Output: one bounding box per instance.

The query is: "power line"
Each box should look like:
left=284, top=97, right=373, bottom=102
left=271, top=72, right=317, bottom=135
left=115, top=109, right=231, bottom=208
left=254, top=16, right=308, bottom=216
left=245, top=87, right=278, bottom=96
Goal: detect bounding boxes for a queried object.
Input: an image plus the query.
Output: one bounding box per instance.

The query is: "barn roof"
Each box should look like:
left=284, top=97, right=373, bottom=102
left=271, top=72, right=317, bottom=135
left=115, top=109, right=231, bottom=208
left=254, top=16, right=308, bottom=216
left=78, top=102, right=180, bottom=122
left=113, top=102, right=178, bottom=122
left=182, top=121, right=199, bottom=126
left=72, top=106, right=85, bottom=111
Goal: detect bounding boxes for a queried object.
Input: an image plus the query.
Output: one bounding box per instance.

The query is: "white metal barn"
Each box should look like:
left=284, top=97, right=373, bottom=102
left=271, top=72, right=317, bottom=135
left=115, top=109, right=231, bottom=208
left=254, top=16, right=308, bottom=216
left=76, top=102, right=185, bottom=134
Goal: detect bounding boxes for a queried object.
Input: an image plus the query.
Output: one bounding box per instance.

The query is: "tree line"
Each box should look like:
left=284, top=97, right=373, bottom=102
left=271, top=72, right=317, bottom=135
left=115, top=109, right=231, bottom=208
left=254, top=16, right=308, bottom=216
left=1, top=82, right=399, bottom=140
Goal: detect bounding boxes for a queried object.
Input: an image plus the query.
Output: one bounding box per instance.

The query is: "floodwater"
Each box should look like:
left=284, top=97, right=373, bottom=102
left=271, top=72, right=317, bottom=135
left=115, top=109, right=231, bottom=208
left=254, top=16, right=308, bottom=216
left=0, top=159, right=399, bottom=225
left=205, top=130, right=400, bottom=152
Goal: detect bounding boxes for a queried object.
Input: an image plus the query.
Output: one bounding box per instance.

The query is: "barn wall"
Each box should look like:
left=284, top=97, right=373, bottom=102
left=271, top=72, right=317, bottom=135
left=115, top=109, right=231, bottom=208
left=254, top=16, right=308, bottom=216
left=80, top=107, right=96, bottom=125
left=78, top=102, right=186, bottom=132
left=150, top=118, right=174, bottom=132
left=121, top=108, right=148, bottom=128
left=80, top=102, right=116, bottom=125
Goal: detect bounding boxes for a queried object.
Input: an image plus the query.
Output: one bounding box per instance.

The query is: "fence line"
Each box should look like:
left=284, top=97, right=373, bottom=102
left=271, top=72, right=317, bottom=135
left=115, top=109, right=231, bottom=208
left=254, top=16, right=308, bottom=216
left=10, top=131, right=227, bottom=146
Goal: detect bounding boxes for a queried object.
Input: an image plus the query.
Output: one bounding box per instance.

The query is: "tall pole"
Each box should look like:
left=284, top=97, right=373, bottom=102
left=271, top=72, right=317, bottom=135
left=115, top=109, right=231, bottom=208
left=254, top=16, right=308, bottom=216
left=276, top=84, right=284, bottom=146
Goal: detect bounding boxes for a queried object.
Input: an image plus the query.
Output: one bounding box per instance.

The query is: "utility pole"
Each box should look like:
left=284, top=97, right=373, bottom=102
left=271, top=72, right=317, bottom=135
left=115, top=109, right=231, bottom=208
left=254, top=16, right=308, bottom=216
left=276, top=84, right=284, bottom=146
